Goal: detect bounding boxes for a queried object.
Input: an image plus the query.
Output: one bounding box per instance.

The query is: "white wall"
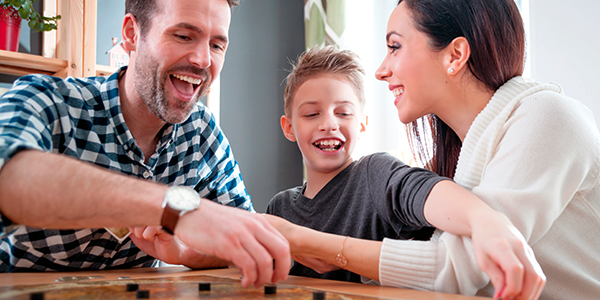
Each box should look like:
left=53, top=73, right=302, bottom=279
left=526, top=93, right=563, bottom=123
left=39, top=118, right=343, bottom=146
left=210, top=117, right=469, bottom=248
left=529, top=0, right=600, bottom=128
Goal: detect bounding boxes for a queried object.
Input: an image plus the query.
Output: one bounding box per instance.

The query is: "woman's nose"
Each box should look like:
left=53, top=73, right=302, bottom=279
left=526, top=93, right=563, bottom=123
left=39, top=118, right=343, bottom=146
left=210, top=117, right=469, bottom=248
left=376, top=59, right=392, bottom=81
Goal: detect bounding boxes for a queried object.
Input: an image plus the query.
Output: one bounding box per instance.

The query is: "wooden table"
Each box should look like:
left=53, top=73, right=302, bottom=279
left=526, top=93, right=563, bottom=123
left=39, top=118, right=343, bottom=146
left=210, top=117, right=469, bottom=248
left=0, top=267, right=488, bottom=299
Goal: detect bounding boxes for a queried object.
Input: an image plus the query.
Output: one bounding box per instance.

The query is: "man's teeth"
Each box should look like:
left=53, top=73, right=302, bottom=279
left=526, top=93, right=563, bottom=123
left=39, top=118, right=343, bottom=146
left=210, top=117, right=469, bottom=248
left=392, top=87, right=404, bottom=98
left=172, top=74, right=202, bottom=85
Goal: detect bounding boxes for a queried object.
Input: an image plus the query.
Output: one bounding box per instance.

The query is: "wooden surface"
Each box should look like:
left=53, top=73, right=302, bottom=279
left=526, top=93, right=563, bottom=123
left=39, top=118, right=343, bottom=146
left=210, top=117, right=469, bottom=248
left=0, top=267, right=488, bottom=299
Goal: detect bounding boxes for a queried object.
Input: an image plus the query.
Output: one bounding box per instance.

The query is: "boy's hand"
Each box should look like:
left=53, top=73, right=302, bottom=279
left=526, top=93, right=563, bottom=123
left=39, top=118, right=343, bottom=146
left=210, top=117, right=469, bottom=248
left=292, top=255, right=340, bottom=274
left=470, top=212, right=546, bottom=300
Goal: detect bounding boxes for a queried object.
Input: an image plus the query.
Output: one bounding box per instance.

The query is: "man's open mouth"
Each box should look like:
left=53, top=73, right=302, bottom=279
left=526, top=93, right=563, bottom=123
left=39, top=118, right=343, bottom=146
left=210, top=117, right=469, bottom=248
left=171, top=74, right=202, bottom=96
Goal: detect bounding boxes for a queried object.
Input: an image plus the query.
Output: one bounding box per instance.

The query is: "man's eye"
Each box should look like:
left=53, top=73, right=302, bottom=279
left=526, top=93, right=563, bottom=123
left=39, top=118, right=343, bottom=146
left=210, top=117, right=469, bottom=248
left=175, top=34, right=191, bottom=41
left=212, top=44, right=225, bottom=51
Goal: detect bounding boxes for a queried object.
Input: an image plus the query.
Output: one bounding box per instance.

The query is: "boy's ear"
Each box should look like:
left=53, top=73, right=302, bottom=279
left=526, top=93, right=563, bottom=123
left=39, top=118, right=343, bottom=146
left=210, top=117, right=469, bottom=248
left=280, top=115, right=296, bottom=142
left=445, top=36, right=470, bottom=76
left=122, top=13, right=139, bottom=52
left=360, top=115, right=368, bottom=134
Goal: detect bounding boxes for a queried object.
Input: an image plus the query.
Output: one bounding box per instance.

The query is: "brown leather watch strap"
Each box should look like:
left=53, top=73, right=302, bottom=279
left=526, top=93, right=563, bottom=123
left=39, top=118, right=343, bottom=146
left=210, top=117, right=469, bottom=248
left=160, top=205, right=180, bottom=235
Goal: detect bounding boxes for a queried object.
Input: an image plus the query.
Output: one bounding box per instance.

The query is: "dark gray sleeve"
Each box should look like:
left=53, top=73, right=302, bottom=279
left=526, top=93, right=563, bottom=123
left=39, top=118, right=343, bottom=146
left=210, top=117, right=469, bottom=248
left=367, top=153, right=451, bottom=228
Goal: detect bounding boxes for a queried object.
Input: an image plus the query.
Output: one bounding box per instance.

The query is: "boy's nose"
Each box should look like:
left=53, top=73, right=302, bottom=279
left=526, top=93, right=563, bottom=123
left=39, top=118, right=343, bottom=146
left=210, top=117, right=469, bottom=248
left=318, top=115, right=339, bottom=132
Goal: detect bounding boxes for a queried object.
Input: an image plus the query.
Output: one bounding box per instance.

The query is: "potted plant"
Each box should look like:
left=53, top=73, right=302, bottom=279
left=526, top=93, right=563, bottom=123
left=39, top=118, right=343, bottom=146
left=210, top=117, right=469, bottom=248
left=1, top=0, right=61, bottom=51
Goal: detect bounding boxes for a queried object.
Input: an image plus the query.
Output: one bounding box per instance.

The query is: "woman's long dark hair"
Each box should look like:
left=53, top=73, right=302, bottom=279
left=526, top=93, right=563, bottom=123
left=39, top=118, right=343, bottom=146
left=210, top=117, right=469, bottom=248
left=398, top=0, right=525, bottom=177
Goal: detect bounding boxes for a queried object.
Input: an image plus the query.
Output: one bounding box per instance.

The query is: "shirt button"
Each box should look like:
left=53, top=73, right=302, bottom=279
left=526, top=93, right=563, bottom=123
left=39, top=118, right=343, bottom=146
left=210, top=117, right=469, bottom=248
left=143, top=171, right=151, bottom=178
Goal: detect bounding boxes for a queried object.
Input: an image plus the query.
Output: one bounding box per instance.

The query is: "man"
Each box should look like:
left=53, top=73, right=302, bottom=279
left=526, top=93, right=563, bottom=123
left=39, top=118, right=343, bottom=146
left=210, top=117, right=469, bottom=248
left=0, top=0, right=290, bottom=288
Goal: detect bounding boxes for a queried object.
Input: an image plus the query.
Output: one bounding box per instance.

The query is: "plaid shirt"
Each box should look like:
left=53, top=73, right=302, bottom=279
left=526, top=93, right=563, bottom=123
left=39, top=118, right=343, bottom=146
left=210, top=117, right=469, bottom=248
left=0, top=67, right=253, bottom=272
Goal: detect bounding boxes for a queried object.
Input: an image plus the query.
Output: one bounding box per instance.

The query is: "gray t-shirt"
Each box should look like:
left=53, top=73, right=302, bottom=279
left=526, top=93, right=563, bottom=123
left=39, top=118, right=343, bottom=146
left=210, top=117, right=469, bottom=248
left=266, top=152, right=449, bottom=282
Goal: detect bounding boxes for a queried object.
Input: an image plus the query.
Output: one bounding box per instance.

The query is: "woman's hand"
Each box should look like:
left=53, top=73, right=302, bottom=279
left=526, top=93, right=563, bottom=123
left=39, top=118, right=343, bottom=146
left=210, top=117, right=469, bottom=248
left=470, top=211, right=546, bottom=300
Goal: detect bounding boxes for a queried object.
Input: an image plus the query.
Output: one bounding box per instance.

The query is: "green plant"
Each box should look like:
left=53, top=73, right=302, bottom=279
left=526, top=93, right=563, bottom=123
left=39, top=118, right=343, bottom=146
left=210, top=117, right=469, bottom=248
left=1, top=0, right=61, bottom=31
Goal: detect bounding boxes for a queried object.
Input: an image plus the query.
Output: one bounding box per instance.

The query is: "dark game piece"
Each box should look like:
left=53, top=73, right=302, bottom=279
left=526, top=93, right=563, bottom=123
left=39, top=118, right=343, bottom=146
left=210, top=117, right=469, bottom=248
left=126, top=283, right=139, bottom=291
left=136, top=290, right=150, bottom=299
left=198, top=282, right=211, bottom=291
left=313, top=290, right=326, bottom=300
left=30, top=292, right=44, bottom=300
left=264, top=285, right=277, bottom=295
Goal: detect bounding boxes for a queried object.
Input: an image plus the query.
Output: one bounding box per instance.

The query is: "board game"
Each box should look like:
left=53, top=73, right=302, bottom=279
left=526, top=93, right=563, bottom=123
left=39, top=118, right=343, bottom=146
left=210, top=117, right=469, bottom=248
left=0, top=274, right=383, bottom=299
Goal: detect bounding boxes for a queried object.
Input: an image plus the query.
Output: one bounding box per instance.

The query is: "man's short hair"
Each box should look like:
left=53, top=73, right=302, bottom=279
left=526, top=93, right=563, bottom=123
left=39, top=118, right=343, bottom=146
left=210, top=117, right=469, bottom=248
left=283, top=46, right=366, bottom=117
left=125, top=0, right=240, bottom=36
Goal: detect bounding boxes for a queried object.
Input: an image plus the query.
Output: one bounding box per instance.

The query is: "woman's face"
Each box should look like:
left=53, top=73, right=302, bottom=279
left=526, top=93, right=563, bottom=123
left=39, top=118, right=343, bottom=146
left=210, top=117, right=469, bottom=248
left=375, top=2, right=449, bottom=124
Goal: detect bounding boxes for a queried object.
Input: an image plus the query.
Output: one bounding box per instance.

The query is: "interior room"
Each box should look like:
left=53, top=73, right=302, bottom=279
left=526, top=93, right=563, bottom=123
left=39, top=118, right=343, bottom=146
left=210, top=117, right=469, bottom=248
left=1, top=0, right=598, bottom=213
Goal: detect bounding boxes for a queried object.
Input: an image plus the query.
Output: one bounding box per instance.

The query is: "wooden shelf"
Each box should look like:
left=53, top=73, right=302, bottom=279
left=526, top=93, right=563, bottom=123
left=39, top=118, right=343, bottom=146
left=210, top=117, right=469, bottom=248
left=1, top=0, right=104, bottom=80
left=95, top=64, right=117, bottom=77
left=0, top=49, right=116, bottom=78
left=0, top=50, right=68, bottom=77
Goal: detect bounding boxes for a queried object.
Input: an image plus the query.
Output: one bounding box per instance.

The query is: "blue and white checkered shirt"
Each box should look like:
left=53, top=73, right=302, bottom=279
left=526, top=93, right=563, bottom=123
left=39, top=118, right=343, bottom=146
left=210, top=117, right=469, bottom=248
left=0, top=67, right=253, bottom=272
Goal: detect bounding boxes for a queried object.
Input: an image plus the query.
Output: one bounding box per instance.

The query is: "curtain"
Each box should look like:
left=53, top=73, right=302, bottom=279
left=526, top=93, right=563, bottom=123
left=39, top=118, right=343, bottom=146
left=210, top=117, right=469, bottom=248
left=304, top=0, right=346, bottom=49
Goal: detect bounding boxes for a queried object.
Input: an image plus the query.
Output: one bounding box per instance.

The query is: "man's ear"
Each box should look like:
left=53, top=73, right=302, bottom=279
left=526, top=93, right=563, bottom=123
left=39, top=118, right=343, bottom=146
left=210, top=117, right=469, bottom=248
left=122, top=13, right=139, bottom=52
left=280, top=115, right=296, bottom=142
left=445, top=37, right=471, bottom=76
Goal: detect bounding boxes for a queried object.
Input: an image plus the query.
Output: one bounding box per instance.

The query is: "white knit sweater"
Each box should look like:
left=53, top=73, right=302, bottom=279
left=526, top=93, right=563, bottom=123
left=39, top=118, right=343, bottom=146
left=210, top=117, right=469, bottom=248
left=378, top=77, right=600, bottom=299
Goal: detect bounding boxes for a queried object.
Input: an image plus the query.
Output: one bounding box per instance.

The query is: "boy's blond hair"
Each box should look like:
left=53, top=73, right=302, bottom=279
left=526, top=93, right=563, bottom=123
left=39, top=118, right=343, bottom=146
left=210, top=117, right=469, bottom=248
left=283, top=46, right=366, bottom=116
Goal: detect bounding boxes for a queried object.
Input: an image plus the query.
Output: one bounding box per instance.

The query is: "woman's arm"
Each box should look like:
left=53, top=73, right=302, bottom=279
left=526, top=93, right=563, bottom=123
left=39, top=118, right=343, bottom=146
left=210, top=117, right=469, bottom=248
left=424, top=181, right=544, bottom=299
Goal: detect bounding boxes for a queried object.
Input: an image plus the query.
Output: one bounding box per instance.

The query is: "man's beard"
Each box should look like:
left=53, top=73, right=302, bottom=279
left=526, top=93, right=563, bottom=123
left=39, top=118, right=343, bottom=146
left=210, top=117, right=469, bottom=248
left=133, top=45, right=211, bottom=124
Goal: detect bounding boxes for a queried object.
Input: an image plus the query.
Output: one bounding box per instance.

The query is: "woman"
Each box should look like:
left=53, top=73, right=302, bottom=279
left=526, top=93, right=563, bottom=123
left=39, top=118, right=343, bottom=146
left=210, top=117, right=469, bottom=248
left=266, top=0, right=600, bottom=299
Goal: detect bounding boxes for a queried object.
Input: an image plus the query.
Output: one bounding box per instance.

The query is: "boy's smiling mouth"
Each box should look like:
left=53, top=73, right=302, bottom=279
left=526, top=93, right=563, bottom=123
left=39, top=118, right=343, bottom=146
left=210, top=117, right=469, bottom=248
left=314, top=139, right=343, bottom=152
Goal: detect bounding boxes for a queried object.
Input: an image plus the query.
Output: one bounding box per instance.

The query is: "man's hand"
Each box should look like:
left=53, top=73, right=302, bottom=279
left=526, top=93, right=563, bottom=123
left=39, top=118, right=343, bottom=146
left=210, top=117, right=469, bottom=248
left=129, top=226, right=187, bottom=265
left=175, top=201, right=291, bottom=288
left=129, top=226, right=229, bottom=269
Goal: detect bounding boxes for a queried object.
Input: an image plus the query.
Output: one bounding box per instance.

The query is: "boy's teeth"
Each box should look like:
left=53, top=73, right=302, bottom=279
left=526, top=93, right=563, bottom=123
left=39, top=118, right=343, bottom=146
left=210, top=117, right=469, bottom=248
left=316, top=140, right=341, bottom=146
left=173, top=74, right=202, bottom=85
left=393, top=87, right=404, bottom=98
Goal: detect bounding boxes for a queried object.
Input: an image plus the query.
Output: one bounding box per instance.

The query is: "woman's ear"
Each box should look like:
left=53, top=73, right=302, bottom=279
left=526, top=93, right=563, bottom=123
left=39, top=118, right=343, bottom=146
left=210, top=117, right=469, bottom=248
left=122, top=13, right=139, bottom=52
left=445, top=37, right=471, bottom=76
left=280, top=115, right=297, bottom=142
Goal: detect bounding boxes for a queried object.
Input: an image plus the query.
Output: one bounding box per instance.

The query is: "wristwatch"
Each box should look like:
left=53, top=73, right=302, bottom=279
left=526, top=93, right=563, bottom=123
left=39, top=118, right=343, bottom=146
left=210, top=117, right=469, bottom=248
left=160, top=186, right=201, bottom=234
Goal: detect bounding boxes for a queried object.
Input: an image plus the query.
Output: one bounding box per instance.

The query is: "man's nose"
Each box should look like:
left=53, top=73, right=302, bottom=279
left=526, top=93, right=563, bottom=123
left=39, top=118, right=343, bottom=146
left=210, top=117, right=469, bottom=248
left=188, top=42, right=211, bottom=69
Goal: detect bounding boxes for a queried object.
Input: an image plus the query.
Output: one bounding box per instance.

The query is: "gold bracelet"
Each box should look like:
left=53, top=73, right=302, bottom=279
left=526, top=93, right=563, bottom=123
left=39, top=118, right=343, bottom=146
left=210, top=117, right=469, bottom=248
left=335, top=236, right=349, bottom=267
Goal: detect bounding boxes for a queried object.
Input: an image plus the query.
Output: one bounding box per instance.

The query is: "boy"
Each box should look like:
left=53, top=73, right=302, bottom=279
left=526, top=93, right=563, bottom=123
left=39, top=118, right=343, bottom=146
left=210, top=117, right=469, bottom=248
left=267, top=46, right=446, bottom=282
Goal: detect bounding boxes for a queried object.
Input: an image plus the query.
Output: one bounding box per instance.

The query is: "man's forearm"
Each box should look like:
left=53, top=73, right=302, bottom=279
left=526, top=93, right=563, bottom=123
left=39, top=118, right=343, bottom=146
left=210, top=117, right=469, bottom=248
left=0, top=149, right=166, bottom=229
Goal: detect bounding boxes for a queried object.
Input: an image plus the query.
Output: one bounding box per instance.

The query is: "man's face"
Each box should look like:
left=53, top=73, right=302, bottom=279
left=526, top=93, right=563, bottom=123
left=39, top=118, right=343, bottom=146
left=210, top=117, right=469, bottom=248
left=133, top=0, right=231, bottom=124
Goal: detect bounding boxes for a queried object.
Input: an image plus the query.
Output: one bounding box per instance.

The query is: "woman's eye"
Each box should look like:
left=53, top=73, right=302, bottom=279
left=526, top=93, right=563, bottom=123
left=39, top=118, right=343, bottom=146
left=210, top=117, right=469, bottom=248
left=387, top=43, right=401, bottom=54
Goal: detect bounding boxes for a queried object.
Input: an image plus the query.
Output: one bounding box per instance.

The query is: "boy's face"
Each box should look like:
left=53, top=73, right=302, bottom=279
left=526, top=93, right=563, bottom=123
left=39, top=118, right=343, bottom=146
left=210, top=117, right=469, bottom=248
left=281, top=74, right=366, bottom=175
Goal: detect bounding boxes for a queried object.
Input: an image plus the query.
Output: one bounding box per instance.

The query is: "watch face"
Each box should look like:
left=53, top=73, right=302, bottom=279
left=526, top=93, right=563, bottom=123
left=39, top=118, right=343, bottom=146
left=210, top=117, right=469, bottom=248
left=166, top=186, right=200, bottom=211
